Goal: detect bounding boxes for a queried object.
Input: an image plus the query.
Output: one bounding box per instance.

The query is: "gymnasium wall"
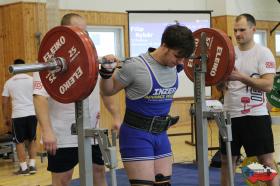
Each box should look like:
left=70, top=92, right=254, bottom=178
left=0, top=2, right=47, bottom=135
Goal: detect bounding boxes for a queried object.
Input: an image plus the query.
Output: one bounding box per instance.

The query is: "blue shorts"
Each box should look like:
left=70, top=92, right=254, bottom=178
left=119, top=123, right=172, bottom=162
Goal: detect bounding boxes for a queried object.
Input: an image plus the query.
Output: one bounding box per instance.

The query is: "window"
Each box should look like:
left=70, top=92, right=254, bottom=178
left=276, top=31, right=280, bottom=56
left=254, top=30, right=267, bottom=46
left=87, top=26, right=125, bottom=59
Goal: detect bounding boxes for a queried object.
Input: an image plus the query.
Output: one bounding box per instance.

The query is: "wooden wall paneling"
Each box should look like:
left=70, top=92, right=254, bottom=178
left=212, top=16, right=229, bottom=32
left=59, top=10, right=129, bottom=57
left=0, top=7, right=8, bottom=135
left=22, top=3, right=47, bottom=63
left=169, top=99, right=192, bottom=126
left=0, top=3, right=48, bottom=158
left=258, top=20, right=280, bottom=67
left=2, top=4, right=25, bottom=65
left=0, top=3, right=25, bottom=135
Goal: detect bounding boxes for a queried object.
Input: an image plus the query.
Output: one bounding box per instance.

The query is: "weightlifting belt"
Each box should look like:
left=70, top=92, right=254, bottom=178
left=124, top=110, right=179, bottom=134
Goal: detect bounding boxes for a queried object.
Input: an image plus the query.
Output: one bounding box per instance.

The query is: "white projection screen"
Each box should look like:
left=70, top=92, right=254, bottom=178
left=127, top=11, right=212, bottom=98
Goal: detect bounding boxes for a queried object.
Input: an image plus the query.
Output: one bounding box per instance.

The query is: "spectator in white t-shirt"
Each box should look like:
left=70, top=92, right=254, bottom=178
left=219, top=13, right=279, bottom=186
left=2, top=59, right=38, bottom=175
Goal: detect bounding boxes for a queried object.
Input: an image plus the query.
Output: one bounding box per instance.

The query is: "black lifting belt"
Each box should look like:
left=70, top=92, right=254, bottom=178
left=124, top=110, right=179, bottom=134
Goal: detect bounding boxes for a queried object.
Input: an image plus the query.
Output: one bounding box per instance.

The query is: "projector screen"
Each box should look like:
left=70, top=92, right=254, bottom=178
left=127, top=11, right=212, bottom=98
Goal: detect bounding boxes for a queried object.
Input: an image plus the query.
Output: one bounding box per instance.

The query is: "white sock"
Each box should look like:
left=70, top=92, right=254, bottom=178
left=29, top=159, right=36, bottom=167
left=20, top=162, right=28, bottom=170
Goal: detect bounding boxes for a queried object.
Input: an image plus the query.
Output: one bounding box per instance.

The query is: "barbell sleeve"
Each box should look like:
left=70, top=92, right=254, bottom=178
left=188, top=55, right=202, bottom=59
left=9, top=57, right=67, bottom=74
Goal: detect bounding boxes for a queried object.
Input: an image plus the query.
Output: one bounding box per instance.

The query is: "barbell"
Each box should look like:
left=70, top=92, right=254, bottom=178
left=10, top=26, right=99, bottom=103
left=9, top=26, right=236, bottom=103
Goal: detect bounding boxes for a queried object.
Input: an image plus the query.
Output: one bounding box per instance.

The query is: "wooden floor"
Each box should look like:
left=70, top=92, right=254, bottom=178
left=1, top=120, right=280, bottom=186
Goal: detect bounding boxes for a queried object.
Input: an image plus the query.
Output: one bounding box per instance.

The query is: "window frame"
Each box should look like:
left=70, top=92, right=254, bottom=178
left=86, top=25, right=125, bottom=59
left=254, top=29, right=267, bottom=47
left=275, top=31, right=280, bottom=56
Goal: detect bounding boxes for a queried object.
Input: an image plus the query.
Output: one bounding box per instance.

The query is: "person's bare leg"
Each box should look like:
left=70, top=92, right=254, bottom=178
left=16, top=143, right=26, bottom=163
left=92, top=163, right=107, bottom=186
left=15, top=142, right=29, bottom=172
left=27, top=140, right=37, bottom=173
left=27, top=140, right=37, bottom=159
left=51, top=169, right=74, bottom=186
left=257, top=153, right=279, bottom=186
left=124, top=160, right=155, bottom=185
left=154, top=156, right=173, bottom=185
left=220, top=154, right=237, bottom=186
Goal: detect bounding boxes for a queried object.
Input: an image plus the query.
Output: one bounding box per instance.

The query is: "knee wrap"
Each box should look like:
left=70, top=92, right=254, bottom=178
left=154, top=174, right=171, bottom=186
left=129, top=179, right=154, bottom=186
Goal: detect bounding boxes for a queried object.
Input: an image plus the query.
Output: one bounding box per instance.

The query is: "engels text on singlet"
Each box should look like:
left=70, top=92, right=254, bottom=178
left=145, top=87, right=177, bottom=99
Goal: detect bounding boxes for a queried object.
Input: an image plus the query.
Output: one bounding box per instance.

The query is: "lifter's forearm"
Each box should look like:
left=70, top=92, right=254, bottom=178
left=100, top=75, right=125, bottom=96
left=100, top=79, right=114, bottom=96
left=101, top=94, right=121, bottom=124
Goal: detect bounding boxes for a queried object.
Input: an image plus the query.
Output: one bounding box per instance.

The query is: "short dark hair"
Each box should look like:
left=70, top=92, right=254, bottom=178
left=235, top=13, right=256, bottom=27
left=14, top=59, right=25, bottom=64
left=161, top=24, right=195, bottom=58
left=60, top=13, right=82, bottom=26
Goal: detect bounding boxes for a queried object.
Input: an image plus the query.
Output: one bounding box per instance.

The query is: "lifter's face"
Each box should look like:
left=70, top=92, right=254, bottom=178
left=164, top=48, right=186, bottom=67
left=69, top=16, right=87, bottom=31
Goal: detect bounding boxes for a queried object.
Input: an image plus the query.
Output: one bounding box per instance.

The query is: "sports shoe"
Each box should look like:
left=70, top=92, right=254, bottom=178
left=14, top=167, right=30, bottom=176
left=29, top=166, right=37, bottom=174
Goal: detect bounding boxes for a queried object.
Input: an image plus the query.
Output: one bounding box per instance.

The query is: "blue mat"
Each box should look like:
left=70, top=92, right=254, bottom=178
left=71, top=163, right=246, bottom=186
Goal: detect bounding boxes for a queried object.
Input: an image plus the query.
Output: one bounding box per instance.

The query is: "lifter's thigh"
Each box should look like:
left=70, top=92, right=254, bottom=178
left=123, top=160, right=155, bottom=181
left=155, top=156, right=172, bottom=176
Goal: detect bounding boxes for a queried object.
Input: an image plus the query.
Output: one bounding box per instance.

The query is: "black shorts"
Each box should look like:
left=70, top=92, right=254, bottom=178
left=220, top=115, right=274, bottom=157
left=12, top=115, right=37, bottom=143
left=47, top=145, right=104, bottom=173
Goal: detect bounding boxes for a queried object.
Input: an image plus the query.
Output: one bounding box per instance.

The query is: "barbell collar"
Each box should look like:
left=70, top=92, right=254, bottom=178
left=9, top=57, right=67, bottom=74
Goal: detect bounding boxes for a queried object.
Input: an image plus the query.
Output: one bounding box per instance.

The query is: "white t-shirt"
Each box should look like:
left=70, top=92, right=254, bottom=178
left=33, top=72, right=100, bottom=148
left=2, top=74, right=35, bottom=118
left=224, top=43, right=276, bottom=118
